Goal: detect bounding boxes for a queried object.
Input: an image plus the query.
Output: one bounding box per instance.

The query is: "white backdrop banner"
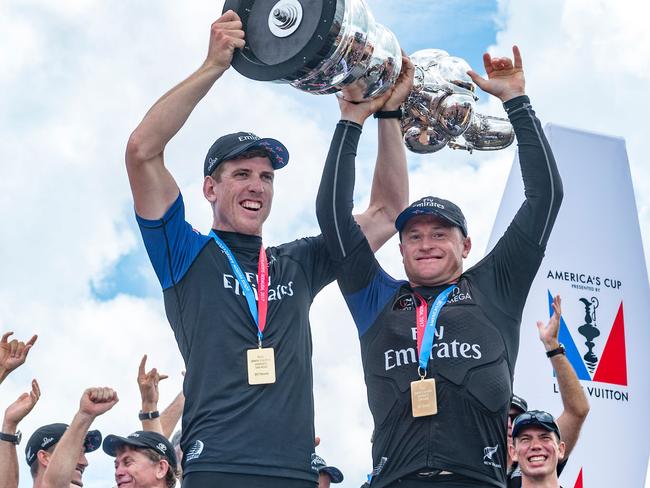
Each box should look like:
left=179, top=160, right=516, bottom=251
left=487, top=124, right=649, bottom=487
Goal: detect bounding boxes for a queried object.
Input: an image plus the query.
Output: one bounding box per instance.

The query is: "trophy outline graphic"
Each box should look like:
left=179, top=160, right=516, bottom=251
left=577, top=296, right=600, bottom=373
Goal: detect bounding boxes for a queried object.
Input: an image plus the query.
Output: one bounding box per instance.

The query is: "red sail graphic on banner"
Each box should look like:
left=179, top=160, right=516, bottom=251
left=593, top=302, right=627, bottom=386
left=573, top=468, right=584, bottom=488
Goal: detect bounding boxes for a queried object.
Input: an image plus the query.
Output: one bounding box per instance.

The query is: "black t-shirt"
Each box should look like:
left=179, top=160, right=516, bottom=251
left=137, top=196, right=335, bottom=482
left=316, top=97, right=563, bottom=488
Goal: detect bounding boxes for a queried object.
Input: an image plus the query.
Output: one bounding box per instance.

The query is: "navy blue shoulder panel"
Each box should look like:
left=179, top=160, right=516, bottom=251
left=136, top=193, right=211, bottom=290
left=344, top=266, right=405, bottom=337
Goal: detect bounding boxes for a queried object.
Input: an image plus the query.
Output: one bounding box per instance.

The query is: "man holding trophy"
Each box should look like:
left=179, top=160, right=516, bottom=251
left=125, top=8, right=412, bottom=488
left=316, top=46, right=563, bottom=487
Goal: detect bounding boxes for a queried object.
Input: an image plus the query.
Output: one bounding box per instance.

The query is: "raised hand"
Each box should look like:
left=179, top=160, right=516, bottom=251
left=204, top=10, right=246, bottom=73
left=137, top=354, right=168, bottom=408
left=467, top=45, right=525, bottom=103
left=0, top=332, right=37, bottom=381
left=3, top=379, right=41, bottom=429
left=79, top=387, right=119, bottom=418
left=381, top=55, right=415, bottom=111
left=537, top=295, right=562, bottom=351
left=338, top=55, right=415, bottom=125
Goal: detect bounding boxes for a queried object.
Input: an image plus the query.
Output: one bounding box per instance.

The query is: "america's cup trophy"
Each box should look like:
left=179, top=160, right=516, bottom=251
left=223, top=0, right=515, bottom=153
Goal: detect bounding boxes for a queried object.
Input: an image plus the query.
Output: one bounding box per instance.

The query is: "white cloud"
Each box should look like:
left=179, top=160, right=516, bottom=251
left=493, top=0, right=650, bottom=260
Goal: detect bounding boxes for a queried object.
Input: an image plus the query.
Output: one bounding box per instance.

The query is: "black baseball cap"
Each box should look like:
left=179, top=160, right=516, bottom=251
left=103, top=431, right=177, bottom=470
left=203, top=131, right=289, bottom=176
left=395, top=196, right=468, bottom=237
left=25, top=423, right=102, bottom=466
left=312, top=454, right=344, bottom=483
left=512, top=410, right=561, bottom=440
left=510, top=394, right=528, bottom=414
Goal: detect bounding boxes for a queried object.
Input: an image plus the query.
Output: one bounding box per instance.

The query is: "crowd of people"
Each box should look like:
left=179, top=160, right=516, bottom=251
left=1, top=9, right=591, bottom=488
left=0, top=339, right=346, bottom=488
left=0, top=293, right=588, bottom=488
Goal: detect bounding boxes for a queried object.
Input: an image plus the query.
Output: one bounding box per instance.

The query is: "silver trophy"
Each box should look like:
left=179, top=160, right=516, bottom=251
left=224, top=0, right=514, bottom=153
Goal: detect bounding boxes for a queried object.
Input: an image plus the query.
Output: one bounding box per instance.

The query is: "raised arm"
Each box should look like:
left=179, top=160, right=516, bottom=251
left=354, top=58, right=413, bottom=252
left=0, top=332, right=37, bottom=385
left=126, top=10, right=245, bottom=219
left=137, top=355, right=168, bottom=435
left=538, top=296, right=590, bottom=458
left=160, top=389, right=185, bottom=439
left=42, top=387, right=118, bottom=488
left=1, top=379, right=40, bottom=488
left=317, top=57, right=412, bottom=260
left=468, top=46, right=563, bottom=247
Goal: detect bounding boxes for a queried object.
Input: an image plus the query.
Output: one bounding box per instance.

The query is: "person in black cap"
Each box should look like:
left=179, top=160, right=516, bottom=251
left=312, top=456, right=343, bottom=488
left=507, top=296, right=589, bottom=488
left=317, top=46, right=563, bottom=487
left=26, top=387, right=118, bottom=488
left=507, top=394, right=529, bottom=466
left=103, top=431, right=178, bottom=488
left=509, top=411, right=565, bottom=487
left=311, top=453, right=344, bottom=487
left=125, top=9, right=411, bottom=488
left=510, top=395, right=528, bottom=419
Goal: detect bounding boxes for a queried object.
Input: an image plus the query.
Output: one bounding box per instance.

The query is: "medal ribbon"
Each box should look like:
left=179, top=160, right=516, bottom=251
left=210, top=231, right=268, bottom=345
left=413, top=285, right=455, bottom=374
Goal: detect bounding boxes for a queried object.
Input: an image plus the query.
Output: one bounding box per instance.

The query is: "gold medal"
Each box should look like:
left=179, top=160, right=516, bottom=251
left=411, top=378, right=438, bottom=417
left=247, top=347, right=276, bottom=385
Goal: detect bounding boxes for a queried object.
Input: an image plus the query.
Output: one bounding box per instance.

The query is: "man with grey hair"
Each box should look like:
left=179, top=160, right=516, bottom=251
left=104, top=431, right=179, bottom=488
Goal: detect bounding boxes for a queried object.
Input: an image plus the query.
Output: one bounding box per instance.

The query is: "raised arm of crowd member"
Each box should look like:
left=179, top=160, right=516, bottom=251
left=159, top=388, right=185, bottom=440
left=125, top=10, right=245, bottom=220
left=40, top=387, right=118, bottom=488
left=0, top=379, right=40, bottom=488
left=352, top=57, right=413, bottom=252
left=538, top=295, right=590, bottom=458
left=0, top=332, right=37, bottom=385
left=137, top=355, right=168, bottom=435
left=316, top=56, right=413, bottom=260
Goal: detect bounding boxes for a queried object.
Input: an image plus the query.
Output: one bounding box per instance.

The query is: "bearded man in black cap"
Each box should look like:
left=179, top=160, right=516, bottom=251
left=317, top=46, right=563, bottom=488
left=125, top=9, right=412, bottom=488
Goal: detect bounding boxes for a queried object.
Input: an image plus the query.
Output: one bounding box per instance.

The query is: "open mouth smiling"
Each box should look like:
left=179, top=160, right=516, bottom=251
left=241, top=200, right=262, bottom=211
left=527, top=454, right=548, bottom=463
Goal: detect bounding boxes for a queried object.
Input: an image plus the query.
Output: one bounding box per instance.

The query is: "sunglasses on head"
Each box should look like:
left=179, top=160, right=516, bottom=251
left=512, top=410, right=560, bottom=438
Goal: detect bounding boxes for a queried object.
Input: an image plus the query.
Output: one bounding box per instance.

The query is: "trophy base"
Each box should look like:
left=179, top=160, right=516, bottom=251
left=224, top=0, right=341, bottom=82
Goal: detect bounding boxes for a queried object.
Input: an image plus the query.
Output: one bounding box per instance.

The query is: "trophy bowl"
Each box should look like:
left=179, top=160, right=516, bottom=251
left=223, top=0, right=514, bottom=153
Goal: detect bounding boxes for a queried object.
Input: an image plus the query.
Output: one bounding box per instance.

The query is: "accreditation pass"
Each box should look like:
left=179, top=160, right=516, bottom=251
left=247, top=348, right=276, bottom=385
